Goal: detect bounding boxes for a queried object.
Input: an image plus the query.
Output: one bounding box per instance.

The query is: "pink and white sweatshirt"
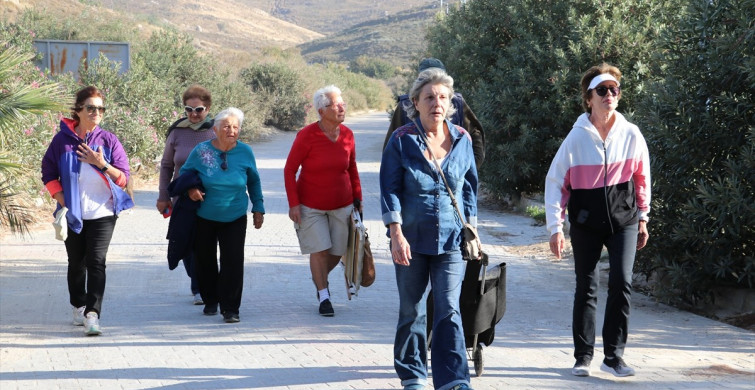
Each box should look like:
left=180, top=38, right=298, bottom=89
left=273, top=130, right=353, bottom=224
left=544, top=111, right=651, bottom=236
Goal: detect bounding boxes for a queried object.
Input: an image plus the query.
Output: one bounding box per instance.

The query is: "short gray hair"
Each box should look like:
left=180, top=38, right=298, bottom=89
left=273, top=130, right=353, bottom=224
left=313, top=85, right=342, bottom=118
left=405, top=68, right=456, bottom=120
left=214, top=107, right=244, bottom=128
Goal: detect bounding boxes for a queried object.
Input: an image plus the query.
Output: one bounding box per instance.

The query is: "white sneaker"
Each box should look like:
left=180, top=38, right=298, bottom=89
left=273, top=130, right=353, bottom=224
left=572, top=357, right=592, bottom=376
left=193, top=293, right=204, bottom=305
left=72, top=306, right=85, bottom=326
left=600, top=357, right=636, bottom=377
left=84, top=312, right=101, bottom=336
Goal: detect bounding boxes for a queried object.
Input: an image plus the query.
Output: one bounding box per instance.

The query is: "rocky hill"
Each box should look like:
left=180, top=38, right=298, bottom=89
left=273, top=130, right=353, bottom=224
left=2, top=0, right=459, bottom=67
left=298, top=4, right=440, bottom=68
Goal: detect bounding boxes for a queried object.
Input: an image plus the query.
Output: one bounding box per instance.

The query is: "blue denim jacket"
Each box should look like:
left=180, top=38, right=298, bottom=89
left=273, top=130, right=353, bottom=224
left=380, top=119, right=478, bottom=255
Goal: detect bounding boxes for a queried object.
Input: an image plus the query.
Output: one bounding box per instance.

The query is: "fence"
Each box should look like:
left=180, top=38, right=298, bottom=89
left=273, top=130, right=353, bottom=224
left=32, top=40, right=130, bottom=79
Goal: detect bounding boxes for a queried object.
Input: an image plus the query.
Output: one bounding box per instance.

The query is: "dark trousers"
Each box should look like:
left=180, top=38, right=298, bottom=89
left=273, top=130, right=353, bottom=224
left=194, top=215, right=247, bottom=315
left=64, top=215, right=117, bottom=317
left=181, top=252, right=199, bottom=295
left=570, top=223, right=638, bottom=361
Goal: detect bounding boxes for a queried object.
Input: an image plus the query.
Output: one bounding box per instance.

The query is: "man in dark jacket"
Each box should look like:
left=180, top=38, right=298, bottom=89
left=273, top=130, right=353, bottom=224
left=383, top=58, right=486, bottom=168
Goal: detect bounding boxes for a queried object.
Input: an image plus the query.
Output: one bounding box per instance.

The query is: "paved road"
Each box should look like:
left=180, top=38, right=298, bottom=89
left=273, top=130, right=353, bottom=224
left=1, top=112, right=753, bottom=389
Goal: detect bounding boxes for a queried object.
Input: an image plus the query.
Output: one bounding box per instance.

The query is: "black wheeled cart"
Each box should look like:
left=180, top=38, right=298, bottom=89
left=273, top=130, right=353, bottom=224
left=428, top=253, right=507, bottom=377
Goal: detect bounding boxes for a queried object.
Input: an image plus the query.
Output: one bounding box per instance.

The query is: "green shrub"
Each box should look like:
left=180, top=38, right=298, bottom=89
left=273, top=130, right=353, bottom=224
left=349, top=55, right=397, bottom=79
left=525, top=205, right=546, bottom=225
left=425, top=0, right=681, bottom=199
left=633, top=0, right=754, bottom=303
left=240, top=61, right=308, bottom=131
left=317, top=62, right=393, bottom=112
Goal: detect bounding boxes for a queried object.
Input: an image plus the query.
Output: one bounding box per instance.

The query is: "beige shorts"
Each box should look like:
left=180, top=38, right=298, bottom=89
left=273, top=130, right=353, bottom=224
left=295, top=204, right=353, bottom=256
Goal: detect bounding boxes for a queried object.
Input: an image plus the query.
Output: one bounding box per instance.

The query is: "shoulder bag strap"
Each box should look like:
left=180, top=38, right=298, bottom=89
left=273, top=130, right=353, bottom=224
left=412, top=120, right=467, bottom=225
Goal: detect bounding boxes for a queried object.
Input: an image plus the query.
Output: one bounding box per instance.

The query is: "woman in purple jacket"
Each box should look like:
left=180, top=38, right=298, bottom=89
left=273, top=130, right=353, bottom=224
left=41, top=86, right=134, bottom=336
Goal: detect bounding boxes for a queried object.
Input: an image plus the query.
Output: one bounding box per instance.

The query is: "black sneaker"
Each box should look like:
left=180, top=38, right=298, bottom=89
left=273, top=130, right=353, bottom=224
left=203, top=304, right=218, bottom=316
left=223, top=312, right=240, bottom=323
left=600, top=357, right=636, bottom=377
left=572, top=356, right=592, bottom=376
left=319, top=299, right=334, bottom=317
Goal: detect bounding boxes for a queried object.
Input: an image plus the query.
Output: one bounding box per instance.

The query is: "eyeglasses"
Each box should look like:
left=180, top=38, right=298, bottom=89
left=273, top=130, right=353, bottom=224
left=327, top=102, right=347, bottom=109
left=84, top=105, right=107, bottom=114
left=185, top=105, right=207, bottom=114
left=593, top=86, right=621, bottom=97
left=219, top=152, right=227, bottom=171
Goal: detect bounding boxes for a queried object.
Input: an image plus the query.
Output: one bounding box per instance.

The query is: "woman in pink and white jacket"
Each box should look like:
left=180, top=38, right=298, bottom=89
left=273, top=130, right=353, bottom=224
left=544, top=63, right=650, bottom=379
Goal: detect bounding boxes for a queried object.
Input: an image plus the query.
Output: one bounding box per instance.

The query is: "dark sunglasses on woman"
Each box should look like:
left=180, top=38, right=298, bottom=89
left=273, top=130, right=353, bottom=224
left=220, top=152, right=228, bottom=171
left=84, top=105, right=107, bottom=114
left=185, top=105, right=206, bottom=114
left=594, top=86, right=621, bottom=97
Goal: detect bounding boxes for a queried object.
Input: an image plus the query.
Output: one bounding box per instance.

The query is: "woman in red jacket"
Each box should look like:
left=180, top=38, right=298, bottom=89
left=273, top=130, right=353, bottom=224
left=284, top=85, right=362, bottom=317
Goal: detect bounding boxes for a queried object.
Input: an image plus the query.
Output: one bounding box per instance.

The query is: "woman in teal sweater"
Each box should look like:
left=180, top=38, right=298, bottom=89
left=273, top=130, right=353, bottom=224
left=180, top=107, right=265, bottom=323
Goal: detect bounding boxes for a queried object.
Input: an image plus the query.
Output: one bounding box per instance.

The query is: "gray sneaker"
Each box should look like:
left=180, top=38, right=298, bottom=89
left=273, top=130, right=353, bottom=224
left=572, top=356, right=592, bottom=376
left=84, top=312, right=101, bottom=336
left=72, top=306, right=85, bottom=326
left=601, top=357, right=635, bottom=377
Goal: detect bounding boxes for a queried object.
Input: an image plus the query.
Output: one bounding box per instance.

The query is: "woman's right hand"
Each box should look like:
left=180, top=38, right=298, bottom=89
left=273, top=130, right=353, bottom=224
left=156, top=200, right=172, bottom=214
left=390, top=223, right=412, bottom=266
left=288, top=205, right=301, bottom=224
left=550, top=232, right=566, bottom=259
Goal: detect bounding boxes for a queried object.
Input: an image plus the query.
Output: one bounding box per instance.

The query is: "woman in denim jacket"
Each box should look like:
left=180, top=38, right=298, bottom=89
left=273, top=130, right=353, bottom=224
left=380, top=68, right=478, bottom=390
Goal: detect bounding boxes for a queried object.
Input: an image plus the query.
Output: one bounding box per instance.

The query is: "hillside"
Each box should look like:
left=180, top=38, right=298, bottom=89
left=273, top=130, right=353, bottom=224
left=96, top=0, right=323, bottom=56
left=298, top=4, right=440, bottom=68
left=2, top=0, right=456, bottom=68
left=238, top=0, right=437, bottom=35
left=1, top=0, right=323, bottom=58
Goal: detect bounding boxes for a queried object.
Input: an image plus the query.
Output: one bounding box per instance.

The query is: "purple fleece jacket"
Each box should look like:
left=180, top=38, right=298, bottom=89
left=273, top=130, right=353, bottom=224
left=41, top=118, right=134, bottom=234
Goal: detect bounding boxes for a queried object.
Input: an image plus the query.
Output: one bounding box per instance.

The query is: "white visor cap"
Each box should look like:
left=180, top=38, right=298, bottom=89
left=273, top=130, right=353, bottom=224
left=588, top=73, right=620, bottom=90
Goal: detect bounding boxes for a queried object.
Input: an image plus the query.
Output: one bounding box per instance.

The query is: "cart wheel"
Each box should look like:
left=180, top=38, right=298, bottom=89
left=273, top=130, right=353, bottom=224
left=473, top=344, right=484, bottom=377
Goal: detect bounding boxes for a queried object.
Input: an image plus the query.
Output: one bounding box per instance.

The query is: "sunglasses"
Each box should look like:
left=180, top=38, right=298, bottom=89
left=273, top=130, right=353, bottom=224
left=220, top=152, right=227, bottom=171
left=593, top=86, right=621, bottom=97
left=84, top=105, right=107, bottom=114
left=185, top=105, right=207, bottom=114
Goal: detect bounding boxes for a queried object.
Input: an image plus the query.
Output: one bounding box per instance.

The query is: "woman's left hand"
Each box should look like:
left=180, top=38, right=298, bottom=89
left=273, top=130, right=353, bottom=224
left=637, top=221, right=649, bottom=250
left=77, top=144, right=105, bottom=168
left=252, top=212, right=264, bottom=229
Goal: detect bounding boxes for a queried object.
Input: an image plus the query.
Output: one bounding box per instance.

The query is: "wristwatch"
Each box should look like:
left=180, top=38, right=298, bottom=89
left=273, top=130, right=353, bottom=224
left=99, top=164, right=109, bottom=173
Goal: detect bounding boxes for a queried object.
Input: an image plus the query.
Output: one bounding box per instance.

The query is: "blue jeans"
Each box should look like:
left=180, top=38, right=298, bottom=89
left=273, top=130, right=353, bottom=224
left=394, top=251, right=470, bottom=390
left=570, top=223, right=638, bottom=361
